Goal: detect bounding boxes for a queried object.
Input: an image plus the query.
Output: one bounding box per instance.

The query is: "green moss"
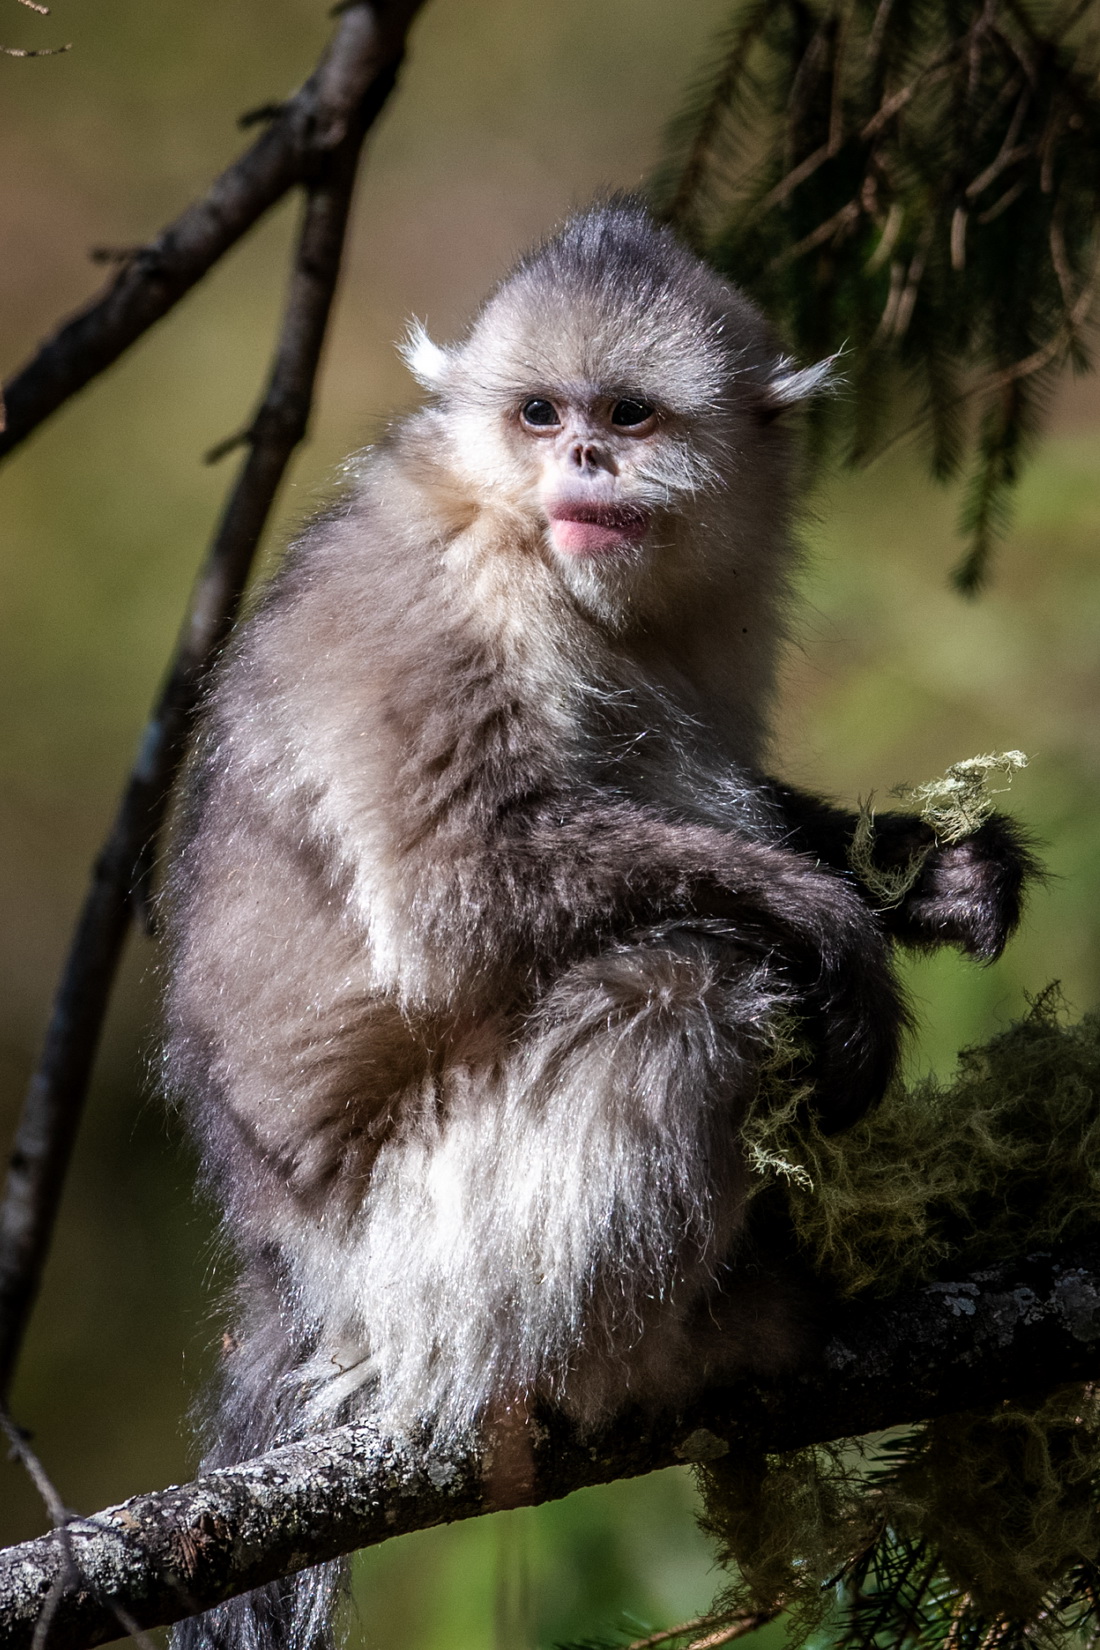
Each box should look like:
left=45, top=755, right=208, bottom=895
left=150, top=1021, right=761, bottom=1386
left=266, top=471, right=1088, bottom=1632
left=697, top=992, right=1100, bottom=1648
left=745, top=987, right=1100, bottom=1299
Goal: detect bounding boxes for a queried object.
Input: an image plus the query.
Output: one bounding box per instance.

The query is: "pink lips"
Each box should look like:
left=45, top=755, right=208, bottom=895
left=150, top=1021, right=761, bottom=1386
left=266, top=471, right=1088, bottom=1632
left=547, top=503, right=652, bottom=557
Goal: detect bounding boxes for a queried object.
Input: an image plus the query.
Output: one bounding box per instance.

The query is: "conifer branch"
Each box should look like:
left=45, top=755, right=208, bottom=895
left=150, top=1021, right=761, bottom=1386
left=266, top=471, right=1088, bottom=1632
left=652, top=0, right=1100, bottom=584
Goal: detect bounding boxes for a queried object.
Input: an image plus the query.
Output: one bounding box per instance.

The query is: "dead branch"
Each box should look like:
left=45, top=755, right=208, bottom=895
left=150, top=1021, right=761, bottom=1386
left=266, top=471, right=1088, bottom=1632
left=1, top=1237, right=1099, bottom=1650
left=0, top=0, right=428, bottom=1401
left=0, top=1403, right=156, bottom=1650
left=0, top=0, right=427, bottom=462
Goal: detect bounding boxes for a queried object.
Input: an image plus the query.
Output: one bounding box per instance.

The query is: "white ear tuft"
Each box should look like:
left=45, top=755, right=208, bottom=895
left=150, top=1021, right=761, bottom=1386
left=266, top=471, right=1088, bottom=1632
left=765, top=351, right=844, bottom=410
left=399, top=319, right=452, bottom=392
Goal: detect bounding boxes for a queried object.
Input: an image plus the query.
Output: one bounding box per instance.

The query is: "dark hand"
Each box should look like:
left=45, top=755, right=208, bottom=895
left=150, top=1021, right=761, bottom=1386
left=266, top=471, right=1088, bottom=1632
left=864, top=810, right=1040, bottom=960
left=700, top=854, right=907, bottom=1135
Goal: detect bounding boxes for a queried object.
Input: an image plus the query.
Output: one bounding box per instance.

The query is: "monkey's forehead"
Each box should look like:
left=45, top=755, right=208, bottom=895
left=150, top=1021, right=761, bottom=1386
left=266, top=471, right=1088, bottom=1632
left=454, top=283, right=774, bottom=414
left=415, top=202, right=786, bottom=414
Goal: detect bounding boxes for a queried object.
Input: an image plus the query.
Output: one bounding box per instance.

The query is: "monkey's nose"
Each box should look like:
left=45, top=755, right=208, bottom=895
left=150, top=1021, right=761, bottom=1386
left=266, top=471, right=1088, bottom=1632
left=569, top=441, right=613, bottom=474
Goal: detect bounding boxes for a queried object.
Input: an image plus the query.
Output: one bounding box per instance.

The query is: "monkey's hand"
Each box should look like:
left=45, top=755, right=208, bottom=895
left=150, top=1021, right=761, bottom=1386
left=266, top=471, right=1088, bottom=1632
left=763, top=781, right=1040, bottom=963
left=861, top=809, right=1041, bottom=960
left=698, top=850, right=907, bottom=1136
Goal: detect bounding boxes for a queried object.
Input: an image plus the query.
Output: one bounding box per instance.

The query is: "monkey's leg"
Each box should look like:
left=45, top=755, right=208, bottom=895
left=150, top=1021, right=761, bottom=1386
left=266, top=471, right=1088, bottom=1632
left=349, top=925, right=805, bottom=1440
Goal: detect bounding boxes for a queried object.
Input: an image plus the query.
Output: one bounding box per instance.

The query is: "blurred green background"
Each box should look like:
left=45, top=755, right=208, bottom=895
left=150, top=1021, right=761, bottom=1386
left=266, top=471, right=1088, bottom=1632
left=0, top=1, right=1098, bottom=1645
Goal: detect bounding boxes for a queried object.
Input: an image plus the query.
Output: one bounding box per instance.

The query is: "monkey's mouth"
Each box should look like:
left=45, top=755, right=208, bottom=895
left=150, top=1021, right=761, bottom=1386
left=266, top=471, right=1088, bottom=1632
left=546, top=502, right=652, bottom=557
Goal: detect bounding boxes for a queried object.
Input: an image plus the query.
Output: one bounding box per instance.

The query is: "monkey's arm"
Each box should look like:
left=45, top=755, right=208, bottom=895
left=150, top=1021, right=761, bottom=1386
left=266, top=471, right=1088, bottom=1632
left=177, top=769, right=903, bottom=1137
left=401, top=794, right=905, bottom=1132
left=763, top=780, right=1040, bottom=961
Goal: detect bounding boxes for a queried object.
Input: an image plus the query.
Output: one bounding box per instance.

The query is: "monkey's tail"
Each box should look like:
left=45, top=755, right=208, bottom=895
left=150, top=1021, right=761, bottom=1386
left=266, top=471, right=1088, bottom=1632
left=170, top=1274, right=359, bottom=1650
left=172, top=1560, right=348, bottom=1650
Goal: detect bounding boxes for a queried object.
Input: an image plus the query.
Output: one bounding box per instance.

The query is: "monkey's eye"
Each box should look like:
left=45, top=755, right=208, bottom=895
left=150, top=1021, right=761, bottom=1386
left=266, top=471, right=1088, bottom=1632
left=610, top=399, right=656, bottom=429
left=520, top=399, right=561, bottom=429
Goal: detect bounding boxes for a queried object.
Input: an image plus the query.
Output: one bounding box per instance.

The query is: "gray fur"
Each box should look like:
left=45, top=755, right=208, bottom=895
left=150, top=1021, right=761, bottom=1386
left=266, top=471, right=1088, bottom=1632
left=165, top=201, right=905, bottom=1649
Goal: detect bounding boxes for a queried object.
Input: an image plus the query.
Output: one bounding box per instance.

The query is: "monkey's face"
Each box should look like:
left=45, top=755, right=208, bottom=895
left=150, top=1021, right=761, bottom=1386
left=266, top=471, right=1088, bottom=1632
left=514, top=390, right=662, bottom=559
left=399, top=208, right=829, bottom=627
left=484, top=375, right=737, bottom=624
left=426, top=357, right=780, bottom=632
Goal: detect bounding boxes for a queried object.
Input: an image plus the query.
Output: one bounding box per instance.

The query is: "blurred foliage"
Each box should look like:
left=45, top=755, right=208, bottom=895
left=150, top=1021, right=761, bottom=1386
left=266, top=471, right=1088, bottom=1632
left=0, top=1, right=1098, bottom=1647
left=652, top=0, right=1100, bottom=590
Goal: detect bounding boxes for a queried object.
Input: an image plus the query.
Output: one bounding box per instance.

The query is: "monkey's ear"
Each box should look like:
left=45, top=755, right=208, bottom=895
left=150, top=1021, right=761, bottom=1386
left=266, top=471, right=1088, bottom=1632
left=756, top=353, right=841, bottom=423
left=399, top=320, right=454, bottom=393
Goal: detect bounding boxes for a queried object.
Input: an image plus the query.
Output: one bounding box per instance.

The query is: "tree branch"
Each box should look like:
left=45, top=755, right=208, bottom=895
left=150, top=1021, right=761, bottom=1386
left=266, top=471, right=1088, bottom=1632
left=0, top=0, right=427, bottom=464
left=2, top=1238, right=1099, bottom=1650
left=0, top=0, right=429, bottom=1400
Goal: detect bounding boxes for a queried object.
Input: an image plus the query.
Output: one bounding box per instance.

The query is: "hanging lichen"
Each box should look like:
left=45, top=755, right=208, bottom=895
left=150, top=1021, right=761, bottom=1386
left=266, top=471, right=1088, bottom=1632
left=847, top=804, right=927, bottom=909
left=894, top=751, right=1029, bottom=843
left=848, top=752, right=1027, bottom=909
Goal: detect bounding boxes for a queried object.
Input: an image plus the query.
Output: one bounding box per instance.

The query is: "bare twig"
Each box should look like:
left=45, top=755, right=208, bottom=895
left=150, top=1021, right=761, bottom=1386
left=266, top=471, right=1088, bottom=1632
left=828, top=5, right=851, bottom=157
left=0, top=1403, right=71, bottom=1525
left=889, top=219, right=934, bottom=339
left=626, top=1618, right=713, bottom=1650
left=0, top=0, right=427, bottom=463
left=965, top=141, right=1032, bottom=199
left=2, top=1237, right=1100, bottom=1650
left=859, top=57, right=956, bottom=139
left=0, top=0, right=427, bottom=1401
left=203, top=425, right=254, bottom=465
left=866, top=0, right=897, bottom=67
left=686, top=1618, right=778, bottom=1650
left=237, top=101, right=286, bottom=129
left=754, top=139, right=833, bottom=213
left=0, top=1402, right=157, bottom=1650
left=0, top=41, right=69, bottom=55
left=87, top=245, right=148, bottom=266
left=974, top=173, right=1028, bottom=221
left=768, top=198, right=862, bottom=267
left=950, top=204, right=968, bottom=268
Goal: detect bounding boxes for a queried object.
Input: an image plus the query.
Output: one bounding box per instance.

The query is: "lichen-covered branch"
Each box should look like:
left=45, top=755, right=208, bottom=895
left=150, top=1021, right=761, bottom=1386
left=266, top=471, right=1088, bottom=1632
left=0, top=0, right=428, bottom=463
left=0, top=0, right=429, bottom=1401
left=2, top=1238, right=1099, bottom=1650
